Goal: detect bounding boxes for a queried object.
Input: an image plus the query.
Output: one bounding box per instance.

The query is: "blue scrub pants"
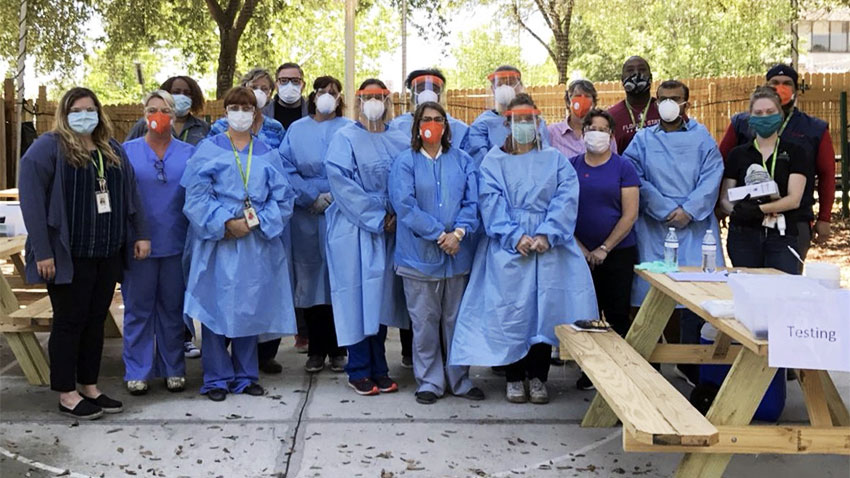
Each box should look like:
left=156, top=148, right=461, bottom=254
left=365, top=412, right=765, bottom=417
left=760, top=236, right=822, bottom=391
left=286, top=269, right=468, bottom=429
left=345, top=325, right=389, bottom=381
left=200, top=325, right=259, bottom=394
left=122, top=255, right=186, bottom=381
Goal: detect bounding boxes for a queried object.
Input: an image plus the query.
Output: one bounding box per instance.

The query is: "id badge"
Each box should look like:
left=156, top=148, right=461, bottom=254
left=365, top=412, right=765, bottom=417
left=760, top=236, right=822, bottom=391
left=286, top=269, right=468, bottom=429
left=96, top=191, right=112, bottom=214
left=243, top=198, right=259, bottom=229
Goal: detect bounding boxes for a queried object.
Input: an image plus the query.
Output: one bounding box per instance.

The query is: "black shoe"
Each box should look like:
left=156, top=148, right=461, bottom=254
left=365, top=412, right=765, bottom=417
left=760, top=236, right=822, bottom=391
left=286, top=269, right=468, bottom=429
left=243, top=383, right=265, bottom=396
left=80, top=393, right=123, bottom=413
left=58, top=400, right=103, bottom=420
left=259, top=359, right=283, bottom=374
left=461, top=387, right=485, bottom=401
left=401, top=355, right=413, bottom=369
left=305, top=355, right=325, bottom=373
left=491, top=365, right=506, bottom=377
left=373, top=376, right=398, bottom=393
left=576, top=373, right=595, bottom=391
left=207, top=388, right=228, bottom=402
left=348, top=378, right=379, bottom=396
left=330, top=355, right=347, bottom=373
left=415, top=391, right=438, bottom=404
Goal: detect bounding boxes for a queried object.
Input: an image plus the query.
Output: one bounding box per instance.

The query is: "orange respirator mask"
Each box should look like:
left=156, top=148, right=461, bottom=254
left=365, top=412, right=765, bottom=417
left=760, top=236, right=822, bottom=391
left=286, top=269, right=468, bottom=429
left=570, top=95, right=593, bottom=118
left=420, top=121, right=444, bottom=145
left=774, top=84, right=795, bottom=106
left=147, top=112, right=172, bottom=134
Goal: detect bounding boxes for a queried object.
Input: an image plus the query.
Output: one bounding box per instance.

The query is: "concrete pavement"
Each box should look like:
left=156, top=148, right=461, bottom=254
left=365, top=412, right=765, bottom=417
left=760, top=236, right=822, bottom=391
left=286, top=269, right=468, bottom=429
left=1, top=329, right=848, bottom=477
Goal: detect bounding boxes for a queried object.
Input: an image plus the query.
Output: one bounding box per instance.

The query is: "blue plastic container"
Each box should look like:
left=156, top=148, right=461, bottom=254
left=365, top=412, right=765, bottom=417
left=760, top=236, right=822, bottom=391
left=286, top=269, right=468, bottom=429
left=699, top=327, right=786, bottom=422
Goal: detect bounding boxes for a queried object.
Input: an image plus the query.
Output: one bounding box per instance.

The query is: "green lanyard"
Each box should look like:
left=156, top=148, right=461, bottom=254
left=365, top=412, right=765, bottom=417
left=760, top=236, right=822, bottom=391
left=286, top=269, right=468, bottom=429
left=93, top=149, right=105, bottom=179
left=778, top=111, right=793, bottom=136
left=753, top=137, right=780, bottom=179
left=180, top=128, right=189, bottom=142
left=626, top=99, right=652, bottom=131
left=226, top=132, right=253, bottom=191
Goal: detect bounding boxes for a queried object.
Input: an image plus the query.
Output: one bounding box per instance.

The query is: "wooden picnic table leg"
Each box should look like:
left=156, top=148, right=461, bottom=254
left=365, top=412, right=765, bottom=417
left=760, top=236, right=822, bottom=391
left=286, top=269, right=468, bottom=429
left=798, top=369, right=850, bottom=427
left=674, top=347, right=777, bottom=478
left=581, top=286, right=677, bottom=427
left=3, top=331, right=50, bottom=385
left=9, top=251, right=26, bottom=281
left=0, top=273, right=20, bottom=316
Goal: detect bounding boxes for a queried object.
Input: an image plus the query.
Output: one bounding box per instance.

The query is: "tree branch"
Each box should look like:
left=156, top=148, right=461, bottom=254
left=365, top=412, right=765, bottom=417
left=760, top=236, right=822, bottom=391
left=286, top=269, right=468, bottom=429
left=224, top=0, right=241, bottom=23
left=531, top=0, right=556, bottom=33
left=234, top=0, right=260, bottom=36
left=512, top=4, right=557, bottom=64
left=204, top=0, right=226, bottom=26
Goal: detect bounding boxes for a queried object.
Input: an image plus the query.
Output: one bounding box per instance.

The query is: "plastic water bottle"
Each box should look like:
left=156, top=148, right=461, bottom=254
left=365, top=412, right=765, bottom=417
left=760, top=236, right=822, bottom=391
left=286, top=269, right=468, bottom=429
left=702, top=229, right=717, bottom=273
left=663, top=227, right=679, bottom=268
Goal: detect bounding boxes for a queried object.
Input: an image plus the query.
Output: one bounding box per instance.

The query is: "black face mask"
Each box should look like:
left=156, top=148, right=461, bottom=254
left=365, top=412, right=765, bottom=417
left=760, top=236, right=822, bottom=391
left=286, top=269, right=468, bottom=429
left=622, top=73, right=652, bottom=95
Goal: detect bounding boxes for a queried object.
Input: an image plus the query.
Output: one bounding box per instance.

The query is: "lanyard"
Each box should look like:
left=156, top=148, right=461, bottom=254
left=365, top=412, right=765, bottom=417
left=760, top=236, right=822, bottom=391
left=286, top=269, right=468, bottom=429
left=753, top=137, right=780, bottom=179
left=93, top=149, right=105, bottom=179
left=778, top=111, right=793, bottom=136
left=626, top=99, right=652, bottom=131
left=180, top=128, right=189, bottom=142
left=226, top=132, right=253, bottom=191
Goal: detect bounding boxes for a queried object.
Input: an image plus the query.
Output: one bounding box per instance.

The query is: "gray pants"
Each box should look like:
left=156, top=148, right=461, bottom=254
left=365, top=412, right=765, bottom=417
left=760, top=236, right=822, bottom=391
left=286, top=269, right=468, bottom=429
left=402, top=275, right=474, bottom=396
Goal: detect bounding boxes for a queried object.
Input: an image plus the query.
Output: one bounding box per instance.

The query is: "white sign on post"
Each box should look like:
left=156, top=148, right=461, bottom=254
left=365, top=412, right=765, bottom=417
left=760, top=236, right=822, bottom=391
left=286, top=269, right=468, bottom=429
left=768, top=289, right=850, bottom=372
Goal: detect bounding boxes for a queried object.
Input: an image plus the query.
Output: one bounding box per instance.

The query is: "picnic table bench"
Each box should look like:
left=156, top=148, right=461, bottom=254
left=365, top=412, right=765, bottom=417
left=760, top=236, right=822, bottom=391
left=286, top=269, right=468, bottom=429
left=557, top=266, right=850, bottom=478
left=0, top=235, right=123, bottom=385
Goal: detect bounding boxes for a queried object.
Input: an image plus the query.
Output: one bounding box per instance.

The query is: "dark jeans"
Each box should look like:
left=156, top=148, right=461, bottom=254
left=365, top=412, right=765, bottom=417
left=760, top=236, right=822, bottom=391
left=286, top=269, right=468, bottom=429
left=400, top=327, right=413, bottom=358
left=46, top=254, right=122, bottom=392
left=795, top=221, right=812, bottom=273
left=305, top=304, right=344, bottom=358
left=591, top=246, right=637, bottom=337
left=258, top=308, right=306, bottom=362
left=345, top=325, right=389, bottom=381
left=727, top=225, right=800, bottom=275
left=505, top=343, right=552, bottom=383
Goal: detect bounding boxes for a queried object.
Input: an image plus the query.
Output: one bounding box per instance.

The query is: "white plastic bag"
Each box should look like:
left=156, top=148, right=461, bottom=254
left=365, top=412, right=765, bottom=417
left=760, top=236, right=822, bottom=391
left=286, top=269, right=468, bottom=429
left=728, top=274, right=825, bottom=339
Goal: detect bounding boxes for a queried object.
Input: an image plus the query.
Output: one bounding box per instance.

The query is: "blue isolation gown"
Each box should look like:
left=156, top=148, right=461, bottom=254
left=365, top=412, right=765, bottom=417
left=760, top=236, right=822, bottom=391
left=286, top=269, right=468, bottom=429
left=461, top=110, right=551, bottom=166
left=389, top=113, right=470, bottom=149
left=389, top=146, right=479, bottom=278
left=324, top=123, right=411, bottom=347
left=449, top=146, right=598, bottom=366
left=623, top=120, right=725, bottom=306
left=181, top=133, right=297, bottom=337
left=279, top=115, right=353, bottom=307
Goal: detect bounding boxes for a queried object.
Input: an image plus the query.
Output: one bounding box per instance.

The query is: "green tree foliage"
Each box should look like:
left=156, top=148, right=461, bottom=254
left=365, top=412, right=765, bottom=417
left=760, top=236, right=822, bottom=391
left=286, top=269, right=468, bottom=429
left=83, top=49, right=168, bottom=104
left=0, top=0, right=91, bottom=81
left=446, top=27, right=557, bottom=88
left=568, top=0, right=796, bottom=81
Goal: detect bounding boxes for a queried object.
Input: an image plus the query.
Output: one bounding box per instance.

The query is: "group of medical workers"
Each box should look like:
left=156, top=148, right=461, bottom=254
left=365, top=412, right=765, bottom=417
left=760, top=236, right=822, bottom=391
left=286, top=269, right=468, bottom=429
left=19, top=56, right=834, bottom=419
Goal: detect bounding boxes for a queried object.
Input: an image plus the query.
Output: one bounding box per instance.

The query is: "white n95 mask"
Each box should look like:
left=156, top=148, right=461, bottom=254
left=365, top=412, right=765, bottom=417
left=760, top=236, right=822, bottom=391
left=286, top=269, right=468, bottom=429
left=362, top=99, right=386, bottom=121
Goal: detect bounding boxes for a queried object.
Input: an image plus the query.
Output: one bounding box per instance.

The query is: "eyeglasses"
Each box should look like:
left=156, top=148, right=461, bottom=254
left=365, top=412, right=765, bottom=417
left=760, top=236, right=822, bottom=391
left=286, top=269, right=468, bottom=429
left=277, top=77, right=302, bottom=86
left=154, top=159, right=167, bottom=183
left=584, top=127, right=611, bottom=134
left=145, top=107, right=173, bottom=115
left=226, top=105, right=255, bottom=113
left=420, top=116, right=446, bottom=124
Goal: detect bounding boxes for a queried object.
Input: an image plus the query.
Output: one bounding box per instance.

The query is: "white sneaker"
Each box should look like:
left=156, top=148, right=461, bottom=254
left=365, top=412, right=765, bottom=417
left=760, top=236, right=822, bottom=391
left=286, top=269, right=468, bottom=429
left=506, top=381, right=527, bottom=403
left=166, top=376, right=186, bottom=392
left=183, top=341, right=201, bottom=358
left=529, top=378, right=549, bottom=404
left=127, top=380, right=148, bottom=395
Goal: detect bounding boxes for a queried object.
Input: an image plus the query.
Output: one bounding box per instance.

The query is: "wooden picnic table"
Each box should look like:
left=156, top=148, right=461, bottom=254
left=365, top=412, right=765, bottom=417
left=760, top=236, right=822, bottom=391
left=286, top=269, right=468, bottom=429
left=0, top=235, right=123, bottom=385
left=0, top=188, right=19, bottom=200
left=558, top=266, right=850, bottom=478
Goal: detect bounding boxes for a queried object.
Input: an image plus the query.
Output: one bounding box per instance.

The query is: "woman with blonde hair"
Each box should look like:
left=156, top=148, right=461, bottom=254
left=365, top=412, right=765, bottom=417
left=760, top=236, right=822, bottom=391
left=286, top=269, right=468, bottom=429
left=121, top=90, right=196, bottom=395
left=19, top=87, right=151, bottom=419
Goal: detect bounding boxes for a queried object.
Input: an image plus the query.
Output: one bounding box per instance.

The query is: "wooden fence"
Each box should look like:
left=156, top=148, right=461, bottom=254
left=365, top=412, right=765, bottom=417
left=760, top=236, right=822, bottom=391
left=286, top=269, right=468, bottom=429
left=1, top=72, right=846, bottom=189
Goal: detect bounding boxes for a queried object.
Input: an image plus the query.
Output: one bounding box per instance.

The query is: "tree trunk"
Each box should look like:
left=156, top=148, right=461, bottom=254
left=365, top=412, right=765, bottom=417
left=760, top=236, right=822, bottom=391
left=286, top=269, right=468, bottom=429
left=216, top=30, right=238, bottom=99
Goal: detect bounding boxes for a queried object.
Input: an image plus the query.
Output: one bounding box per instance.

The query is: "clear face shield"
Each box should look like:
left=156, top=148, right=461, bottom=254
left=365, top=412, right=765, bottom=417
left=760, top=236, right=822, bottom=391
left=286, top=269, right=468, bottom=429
left=408, top=75, right=444, bottom=111
left=505, top=107, right=542, bottom=152
left=488, top=70, right=523, bottom=112
left=356, top=87, right=394, bottom=131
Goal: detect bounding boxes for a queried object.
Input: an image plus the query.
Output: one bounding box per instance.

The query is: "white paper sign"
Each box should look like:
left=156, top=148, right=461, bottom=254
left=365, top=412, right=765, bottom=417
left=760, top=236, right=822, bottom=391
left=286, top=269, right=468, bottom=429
left=768, top=289, right=850, bottom=372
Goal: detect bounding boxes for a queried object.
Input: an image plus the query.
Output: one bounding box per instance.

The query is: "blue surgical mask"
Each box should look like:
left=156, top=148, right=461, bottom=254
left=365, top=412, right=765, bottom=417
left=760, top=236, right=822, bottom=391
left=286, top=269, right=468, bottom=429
left=172, top=94, right=192, bottom=116
left=748, top=113, right=783, bottom=138
left=512, top=122, right=537, bottom=145
left=68, top=111, right=99, bottom=135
